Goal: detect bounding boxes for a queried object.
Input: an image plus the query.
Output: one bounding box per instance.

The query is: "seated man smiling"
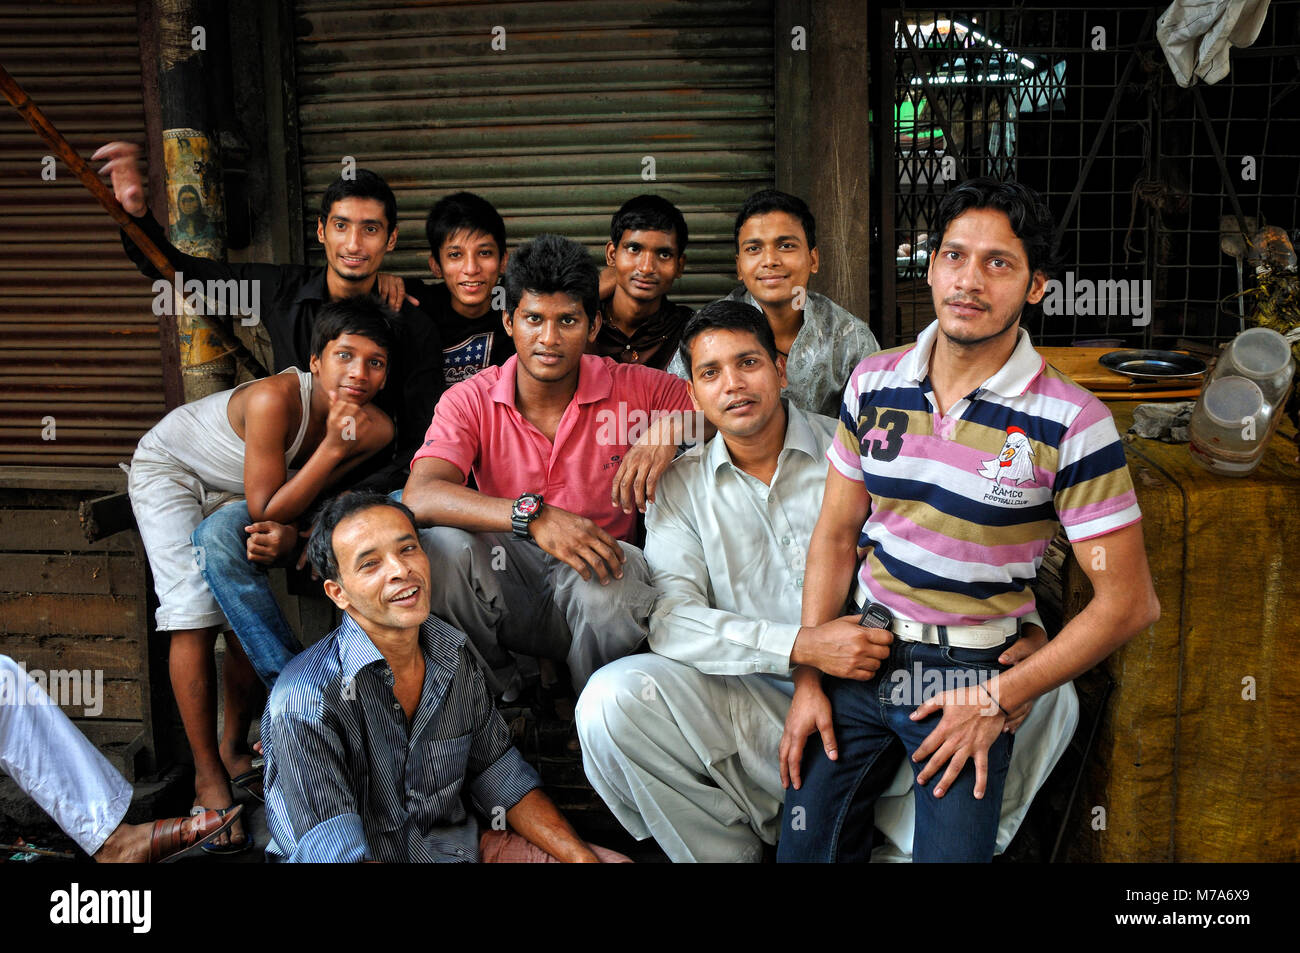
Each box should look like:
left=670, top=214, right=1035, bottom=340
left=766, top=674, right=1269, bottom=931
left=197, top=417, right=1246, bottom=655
left=261, top=491, right=624, bottom=863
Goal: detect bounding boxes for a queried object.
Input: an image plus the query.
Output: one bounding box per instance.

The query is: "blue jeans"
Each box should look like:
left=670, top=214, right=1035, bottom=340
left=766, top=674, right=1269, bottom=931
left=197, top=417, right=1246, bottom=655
left=192, top=502, right=302, bottom=688
left=777, top=636, right=1016, bottom=863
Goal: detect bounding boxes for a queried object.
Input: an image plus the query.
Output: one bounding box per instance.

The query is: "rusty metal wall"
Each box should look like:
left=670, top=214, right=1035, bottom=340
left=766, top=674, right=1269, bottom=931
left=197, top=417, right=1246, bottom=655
left=0, top=2, right=162, bottom=467
left=293, top=0, right=776, bottom=303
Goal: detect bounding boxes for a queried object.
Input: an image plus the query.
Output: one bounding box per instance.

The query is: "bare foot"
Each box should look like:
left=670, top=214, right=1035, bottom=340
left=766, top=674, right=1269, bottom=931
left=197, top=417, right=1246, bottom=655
left=193, top=771, right=244, bottom=849
left=220, top=741, right=262, bottom=801
left=94, top=821, right=152, bottom=862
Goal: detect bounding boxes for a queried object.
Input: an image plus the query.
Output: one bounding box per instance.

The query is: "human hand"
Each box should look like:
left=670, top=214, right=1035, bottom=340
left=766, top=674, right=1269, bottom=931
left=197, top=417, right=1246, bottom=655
left=375, top=273, right=417, bottom=311
left=529, top=505, right=626, bottom=584
left=779, top=669, right=837, bottom=790
left=908, top=685, right=1006, bottom=798
left=92, top=141, right=147, bottom=216
left=996, top=624, right=1046, bottom=732
left=245, top=520, right=298, bottom=565
left=790, top=614, right=893, bottom=679
left=610, top=441, right=677, bottom=514
left=323, top=397, right=385, bottom=455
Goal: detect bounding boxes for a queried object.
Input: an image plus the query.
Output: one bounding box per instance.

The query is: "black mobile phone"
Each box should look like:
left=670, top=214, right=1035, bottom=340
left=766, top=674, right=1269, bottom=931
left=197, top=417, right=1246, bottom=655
left=859, top=601, right=894, bottom=630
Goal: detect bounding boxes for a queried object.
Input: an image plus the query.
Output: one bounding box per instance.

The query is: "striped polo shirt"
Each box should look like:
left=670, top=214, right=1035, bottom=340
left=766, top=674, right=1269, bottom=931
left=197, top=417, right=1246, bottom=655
left=829, top=320, right=1141, bottom=626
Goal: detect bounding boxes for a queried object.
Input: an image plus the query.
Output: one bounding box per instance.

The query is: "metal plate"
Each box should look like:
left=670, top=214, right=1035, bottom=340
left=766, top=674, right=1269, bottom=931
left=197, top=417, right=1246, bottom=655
left=1099, top=349, right=1207, bottom=380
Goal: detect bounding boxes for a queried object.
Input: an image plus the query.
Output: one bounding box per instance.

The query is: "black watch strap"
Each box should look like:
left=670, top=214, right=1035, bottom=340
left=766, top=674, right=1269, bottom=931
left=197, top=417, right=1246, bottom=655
left=511, top=493, right=544, bottom=539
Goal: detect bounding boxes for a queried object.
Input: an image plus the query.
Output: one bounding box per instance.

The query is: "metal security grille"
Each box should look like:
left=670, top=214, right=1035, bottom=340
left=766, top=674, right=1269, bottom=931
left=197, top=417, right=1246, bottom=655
left=0, top=2, right=161, bottom=466
left=875, top=4, right=1300, bottom=351
left=292, top=0, right=777, bottom=305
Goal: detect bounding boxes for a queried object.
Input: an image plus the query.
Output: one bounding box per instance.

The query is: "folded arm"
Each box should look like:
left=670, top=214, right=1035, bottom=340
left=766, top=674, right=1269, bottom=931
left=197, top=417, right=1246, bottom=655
left=243, top=384, right=393, bottom=525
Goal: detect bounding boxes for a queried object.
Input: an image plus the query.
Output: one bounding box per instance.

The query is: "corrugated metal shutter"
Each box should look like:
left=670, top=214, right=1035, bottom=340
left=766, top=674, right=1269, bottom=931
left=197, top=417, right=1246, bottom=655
left=293, top=0, right=775, bottom=304
left=0, top=2, right=162, bottom=467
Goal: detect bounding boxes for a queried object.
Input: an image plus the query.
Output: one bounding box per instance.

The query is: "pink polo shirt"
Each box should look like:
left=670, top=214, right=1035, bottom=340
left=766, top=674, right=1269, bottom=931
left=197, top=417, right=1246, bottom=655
left=412, top=354, right=693, bottom=541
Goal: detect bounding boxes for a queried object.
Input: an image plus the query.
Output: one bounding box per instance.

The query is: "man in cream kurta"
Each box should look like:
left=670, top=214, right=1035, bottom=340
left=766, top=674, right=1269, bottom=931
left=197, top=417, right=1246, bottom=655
left=575, top=301, right=1076, bottom=862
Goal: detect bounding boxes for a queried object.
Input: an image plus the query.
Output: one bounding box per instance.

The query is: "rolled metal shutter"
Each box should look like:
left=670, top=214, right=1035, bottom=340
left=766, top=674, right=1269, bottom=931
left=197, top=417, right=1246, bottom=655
left=0, top=2, right=162, bottom=466
left=293, top=0, right=776, bottom=304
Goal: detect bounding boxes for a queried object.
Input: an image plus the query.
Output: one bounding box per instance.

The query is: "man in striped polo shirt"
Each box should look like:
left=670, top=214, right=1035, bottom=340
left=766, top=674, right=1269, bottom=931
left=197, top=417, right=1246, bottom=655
left=778, top=178, right=1161, bottom=862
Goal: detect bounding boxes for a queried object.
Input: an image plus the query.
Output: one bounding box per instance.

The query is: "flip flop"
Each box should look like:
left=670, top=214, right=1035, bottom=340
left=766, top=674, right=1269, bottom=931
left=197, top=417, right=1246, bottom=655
left=231, top=769, right=264, bottom=804
left=192, top=806, right=253, bottom=855
left=149, top=805, right=244, bottom=863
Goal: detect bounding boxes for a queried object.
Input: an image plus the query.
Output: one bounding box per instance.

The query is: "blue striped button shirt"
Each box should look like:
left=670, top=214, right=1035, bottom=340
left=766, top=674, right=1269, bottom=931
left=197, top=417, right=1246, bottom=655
left=262, top=613, right=540, bottom=862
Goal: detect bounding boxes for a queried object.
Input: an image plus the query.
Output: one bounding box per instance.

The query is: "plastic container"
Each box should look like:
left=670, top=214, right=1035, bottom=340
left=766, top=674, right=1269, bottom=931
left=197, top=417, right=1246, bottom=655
left=1187, top=327, right=1294, bottom=476
left=1212, top=326, right=1295, bottom=404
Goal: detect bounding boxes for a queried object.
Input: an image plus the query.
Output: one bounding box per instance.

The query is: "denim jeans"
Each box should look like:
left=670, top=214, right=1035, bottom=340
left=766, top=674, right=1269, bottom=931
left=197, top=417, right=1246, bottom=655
left=192, top=501, right=302, bottom=688
left=777, top=636, right=1016, bottom=863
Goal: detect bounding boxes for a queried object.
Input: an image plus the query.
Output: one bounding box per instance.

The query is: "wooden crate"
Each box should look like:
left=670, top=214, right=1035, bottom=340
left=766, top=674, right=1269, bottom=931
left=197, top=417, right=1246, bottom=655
left=0, top=466, right=164, bottom=781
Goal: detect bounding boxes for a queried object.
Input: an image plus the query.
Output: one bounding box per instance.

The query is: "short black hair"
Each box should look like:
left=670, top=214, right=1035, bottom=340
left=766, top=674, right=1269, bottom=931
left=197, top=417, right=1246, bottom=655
left=677, top=299, right=779, bottom=376
left=734, top=189, right=816, bottom=251
left=501, top=233, right=599, bottom=324
left=609, top=194, right=688, bottom=253
left=306, top=491, right=418, bottom=582
left=425, top=191, right=506, bottom=259
left=929, top=177, right=1060, bottom=280
left=309, top=295, right=397, bottom=360
left=319, top=169, right=398, bottom=236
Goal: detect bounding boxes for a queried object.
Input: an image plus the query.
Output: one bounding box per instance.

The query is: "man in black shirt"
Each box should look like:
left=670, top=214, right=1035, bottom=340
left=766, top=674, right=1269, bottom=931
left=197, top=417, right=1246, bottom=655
left=96, top=141, right=443, bottom=491
left=591, top=195, right=694, bottom=371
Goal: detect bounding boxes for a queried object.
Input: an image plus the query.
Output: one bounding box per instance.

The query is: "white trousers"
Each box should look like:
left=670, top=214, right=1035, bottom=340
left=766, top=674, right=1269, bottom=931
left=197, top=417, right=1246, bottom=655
left=0, top=655, right=132, bottom=855
left=576, top=653, right=1079, bottom=862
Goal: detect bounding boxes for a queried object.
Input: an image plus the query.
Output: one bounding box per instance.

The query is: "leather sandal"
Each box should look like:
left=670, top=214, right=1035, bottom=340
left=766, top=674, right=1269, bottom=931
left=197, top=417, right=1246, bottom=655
left=148, top=804, right=244, bottom=863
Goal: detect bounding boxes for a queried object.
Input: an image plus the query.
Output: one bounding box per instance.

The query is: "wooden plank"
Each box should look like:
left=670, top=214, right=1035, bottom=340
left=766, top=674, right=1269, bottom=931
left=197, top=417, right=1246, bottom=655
left=0, top=552, right=145, bottom=596
left=53, top=679, right=142, bottom=721
left=0, top=465, right=126, bottom=492
left=0, top=670, right=142, bottom=722
left=0, top=488, right=110, bottom=509
left=0, top=509, right=138, bottom=553
left=72, top=720, right=144, bottom=748
left=3, top=635, right=143, bottom=678
left=0, top=592, right=142, bottom=637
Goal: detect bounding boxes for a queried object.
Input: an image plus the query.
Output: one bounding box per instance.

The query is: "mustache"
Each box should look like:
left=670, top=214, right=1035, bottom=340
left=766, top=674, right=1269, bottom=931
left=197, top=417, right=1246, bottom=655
left=944, top=295, right=989, bottom=310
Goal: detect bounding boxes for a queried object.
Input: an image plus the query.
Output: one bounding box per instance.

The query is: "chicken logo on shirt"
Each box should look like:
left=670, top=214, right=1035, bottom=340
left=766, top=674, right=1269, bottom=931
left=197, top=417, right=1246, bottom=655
left=977, top=426, right=1037, bottom=487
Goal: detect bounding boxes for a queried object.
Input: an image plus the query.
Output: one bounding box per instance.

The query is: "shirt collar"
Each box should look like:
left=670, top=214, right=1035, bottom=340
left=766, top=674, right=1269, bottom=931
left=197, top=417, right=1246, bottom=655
left=899, top=320, right=1045, bottom=397
left=335, top=612, right=466, bottom=682
left=488, top=353, right=613, bottom=408
left=729, top=286, right=830, bottom=331
left=597, top=296, right=682, bottom=347
left=706, top=399, right=823, bottom=475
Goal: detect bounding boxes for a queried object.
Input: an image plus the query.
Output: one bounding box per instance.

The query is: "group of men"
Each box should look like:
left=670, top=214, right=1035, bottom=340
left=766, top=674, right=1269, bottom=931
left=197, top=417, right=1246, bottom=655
left=0, top=141, right=1158, bottom=863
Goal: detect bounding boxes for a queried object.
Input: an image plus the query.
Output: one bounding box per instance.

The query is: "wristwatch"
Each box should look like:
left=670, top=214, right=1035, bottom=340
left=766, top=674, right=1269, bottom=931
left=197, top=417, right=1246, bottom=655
left=511, top=492, right=544, bottom=539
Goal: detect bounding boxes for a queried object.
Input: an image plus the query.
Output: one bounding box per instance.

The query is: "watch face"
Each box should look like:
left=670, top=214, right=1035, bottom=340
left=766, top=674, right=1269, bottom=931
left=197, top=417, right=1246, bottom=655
left=516, top=496, right=541, bottom=517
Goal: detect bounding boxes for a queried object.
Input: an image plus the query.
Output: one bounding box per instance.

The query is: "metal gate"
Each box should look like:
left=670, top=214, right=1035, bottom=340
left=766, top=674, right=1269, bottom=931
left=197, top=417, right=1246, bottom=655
left=874, top=4, right=1300, bottom=352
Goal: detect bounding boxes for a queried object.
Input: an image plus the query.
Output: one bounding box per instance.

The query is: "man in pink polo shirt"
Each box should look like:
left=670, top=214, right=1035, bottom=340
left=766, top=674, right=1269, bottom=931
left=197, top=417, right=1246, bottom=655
left=404, top=234, right=694, bottom=696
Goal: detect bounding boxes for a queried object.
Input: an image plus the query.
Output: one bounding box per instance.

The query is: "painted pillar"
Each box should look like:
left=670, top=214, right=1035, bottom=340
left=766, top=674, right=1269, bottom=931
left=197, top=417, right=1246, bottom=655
left=154, top=0, right=234, bottom=400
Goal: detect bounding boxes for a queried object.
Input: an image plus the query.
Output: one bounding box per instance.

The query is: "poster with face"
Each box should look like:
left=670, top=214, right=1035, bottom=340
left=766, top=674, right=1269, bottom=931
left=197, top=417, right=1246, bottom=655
left=162, top=128, right=223, bottom=257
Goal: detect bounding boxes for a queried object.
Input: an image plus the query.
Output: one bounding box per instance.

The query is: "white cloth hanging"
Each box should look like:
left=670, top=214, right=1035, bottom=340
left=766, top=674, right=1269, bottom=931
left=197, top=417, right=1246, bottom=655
left=1157, top=0, right=1271, bottom=87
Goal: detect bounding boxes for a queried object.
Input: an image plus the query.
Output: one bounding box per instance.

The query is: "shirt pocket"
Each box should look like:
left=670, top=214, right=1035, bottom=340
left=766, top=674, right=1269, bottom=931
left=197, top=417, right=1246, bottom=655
left=410, top=732, right=473, bottom=823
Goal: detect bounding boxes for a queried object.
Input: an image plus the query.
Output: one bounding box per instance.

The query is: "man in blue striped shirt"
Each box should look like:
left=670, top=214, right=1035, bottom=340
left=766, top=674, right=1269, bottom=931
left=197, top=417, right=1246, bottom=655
left=261, top=492, right=614, bottom=862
